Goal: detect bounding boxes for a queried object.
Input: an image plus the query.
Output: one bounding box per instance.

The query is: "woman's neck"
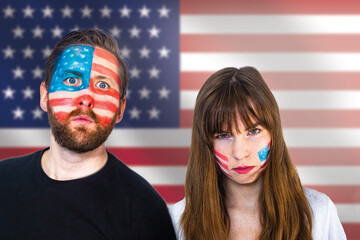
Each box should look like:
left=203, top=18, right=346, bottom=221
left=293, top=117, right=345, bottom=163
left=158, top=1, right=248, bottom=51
left=224, top=175, right=263, bottom=212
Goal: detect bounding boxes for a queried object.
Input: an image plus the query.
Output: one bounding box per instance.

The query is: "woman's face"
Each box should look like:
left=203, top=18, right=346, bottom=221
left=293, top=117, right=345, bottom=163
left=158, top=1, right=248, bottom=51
left=213, top=116, right=271, bottom=185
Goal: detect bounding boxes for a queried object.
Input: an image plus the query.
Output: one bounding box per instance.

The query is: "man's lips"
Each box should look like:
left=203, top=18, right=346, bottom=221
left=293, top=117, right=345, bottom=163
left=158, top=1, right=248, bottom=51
left=71, top=115, right=94, bottom=124
left=232, top=166, right=254, bottom=174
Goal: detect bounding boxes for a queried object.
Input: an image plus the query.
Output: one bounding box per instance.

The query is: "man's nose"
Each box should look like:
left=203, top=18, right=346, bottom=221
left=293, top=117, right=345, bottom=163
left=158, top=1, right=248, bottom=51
left=75, top=94, right=94, bottom=109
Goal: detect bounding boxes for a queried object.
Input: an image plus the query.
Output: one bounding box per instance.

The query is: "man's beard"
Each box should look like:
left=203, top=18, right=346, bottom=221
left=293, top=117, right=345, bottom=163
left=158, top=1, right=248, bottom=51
left=47, top=103, right=118, bottom=154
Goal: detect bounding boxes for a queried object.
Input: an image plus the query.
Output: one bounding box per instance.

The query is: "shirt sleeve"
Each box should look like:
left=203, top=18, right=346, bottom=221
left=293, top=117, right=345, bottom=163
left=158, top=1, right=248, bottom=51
left=327, top=199, right=347, bottom=240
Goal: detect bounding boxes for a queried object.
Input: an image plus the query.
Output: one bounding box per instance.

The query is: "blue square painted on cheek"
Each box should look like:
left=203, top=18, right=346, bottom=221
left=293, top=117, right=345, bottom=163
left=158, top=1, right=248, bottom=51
left=49, top=45, right=94, bottom=93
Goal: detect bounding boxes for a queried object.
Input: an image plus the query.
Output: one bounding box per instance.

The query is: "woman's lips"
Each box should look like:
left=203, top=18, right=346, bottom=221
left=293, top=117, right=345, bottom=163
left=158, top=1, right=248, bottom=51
left=232, top=166, right=254, bottom=174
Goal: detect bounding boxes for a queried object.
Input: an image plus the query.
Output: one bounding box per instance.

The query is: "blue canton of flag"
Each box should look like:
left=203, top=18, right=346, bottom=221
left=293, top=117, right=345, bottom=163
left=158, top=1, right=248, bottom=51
left=0, top=0, right=179, bottom=128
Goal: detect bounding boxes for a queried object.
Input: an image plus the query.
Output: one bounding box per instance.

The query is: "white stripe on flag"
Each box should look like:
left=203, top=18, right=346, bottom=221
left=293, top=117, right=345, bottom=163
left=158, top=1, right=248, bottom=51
left=180, top=90, right=360, bottom=110
left=2, top=129, right=360, bottom=147
left=181, top=15, right=360, bottom=34
left=181, top=53, right=360, bottom=72
left=336, top=204, right=360, bottom=223
left=130, top=166, right=360, bottom=185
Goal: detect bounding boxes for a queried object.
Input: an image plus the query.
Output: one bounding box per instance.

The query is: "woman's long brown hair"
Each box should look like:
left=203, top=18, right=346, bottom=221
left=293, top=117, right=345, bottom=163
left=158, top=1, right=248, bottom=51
left=181, top=66, right=313, bottom=240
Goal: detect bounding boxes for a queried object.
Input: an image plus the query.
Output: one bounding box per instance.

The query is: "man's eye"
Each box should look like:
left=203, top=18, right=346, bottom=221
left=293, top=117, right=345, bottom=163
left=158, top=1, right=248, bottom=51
left=64, top=77, right=81, bottom=86
left=96, top=81, right=109, bottom=89
left=215, top=133, right=230, bottom=139
left=248, top=128, right=260, bottom=136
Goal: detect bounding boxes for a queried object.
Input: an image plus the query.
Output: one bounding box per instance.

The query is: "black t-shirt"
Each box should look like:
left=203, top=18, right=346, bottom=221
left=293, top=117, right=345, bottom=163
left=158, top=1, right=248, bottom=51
left=0, top=148, right=176, bottom=240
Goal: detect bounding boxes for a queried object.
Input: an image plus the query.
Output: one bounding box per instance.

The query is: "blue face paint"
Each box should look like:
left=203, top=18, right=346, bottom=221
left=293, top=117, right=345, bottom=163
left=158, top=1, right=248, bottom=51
left=258, top=142, right=270, bottom=163
left=49, top=45, right=94, bottom=93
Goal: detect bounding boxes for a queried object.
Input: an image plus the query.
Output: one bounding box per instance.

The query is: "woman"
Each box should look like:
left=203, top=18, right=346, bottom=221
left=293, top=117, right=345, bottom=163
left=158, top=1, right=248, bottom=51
left=169, top=67, right=346, bottom=240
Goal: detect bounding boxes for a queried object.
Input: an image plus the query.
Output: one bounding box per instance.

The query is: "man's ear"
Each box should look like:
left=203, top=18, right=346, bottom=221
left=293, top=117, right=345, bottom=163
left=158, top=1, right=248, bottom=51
left=115, top=98, right=126, bottom=123
left=40, top=82, right=48, bottom=112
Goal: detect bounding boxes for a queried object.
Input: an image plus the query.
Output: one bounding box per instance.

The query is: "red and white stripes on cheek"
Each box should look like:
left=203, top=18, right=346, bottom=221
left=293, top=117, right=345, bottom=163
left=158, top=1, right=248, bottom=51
left=48, top=90, right=120, bottom=126
left=214, top=150, right=232, bottom=178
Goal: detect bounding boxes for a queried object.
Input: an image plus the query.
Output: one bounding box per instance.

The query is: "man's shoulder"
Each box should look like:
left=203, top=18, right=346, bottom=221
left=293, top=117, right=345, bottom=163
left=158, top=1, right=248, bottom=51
left=0, top=150, right=43, bottom=170
left=107, top=152, right=165, bottom=203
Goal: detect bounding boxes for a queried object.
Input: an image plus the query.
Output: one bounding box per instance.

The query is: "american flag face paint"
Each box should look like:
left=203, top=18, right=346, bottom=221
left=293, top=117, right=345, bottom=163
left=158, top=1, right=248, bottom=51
left=213, top=121, right=271, bottom=184
left=214, top=150, right=233, bottom=179
left=48, top=45, right=121, bottom=127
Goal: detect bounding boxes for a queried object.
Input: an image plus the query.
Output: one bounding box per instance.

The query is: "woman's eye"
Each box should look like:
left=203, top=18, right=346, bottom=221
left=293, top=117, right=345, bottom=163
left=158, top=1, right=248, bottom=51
left=63, top=77, right=81, bottom=86
left=248, top=128, right=260, bottom=136
left=215, top=133, right=230, bottom=139
left=96, top=81, right=109, bottom=89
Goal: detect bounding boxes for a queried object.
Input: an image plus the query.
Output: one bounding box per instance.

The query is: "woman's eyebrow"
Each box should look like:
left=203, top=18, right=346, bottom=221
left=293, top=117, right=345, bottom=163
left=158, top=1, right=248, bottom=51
left=245, top=121, right=260, bottom=131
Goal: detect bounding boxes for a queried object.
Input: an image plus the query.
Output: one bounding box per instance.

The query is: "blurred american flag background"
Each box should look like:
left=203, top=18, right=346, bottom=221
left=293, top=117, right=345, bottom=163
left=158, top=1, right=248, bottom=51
left=0, top=0, right=359, bottom=238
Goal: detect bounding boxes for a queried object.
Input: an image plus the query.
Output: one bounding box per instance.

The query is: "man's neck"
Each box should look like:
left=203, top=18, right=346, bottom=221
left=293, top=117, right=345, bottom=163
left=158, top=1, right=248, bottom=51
left=41, top=135, right=108, bottom=181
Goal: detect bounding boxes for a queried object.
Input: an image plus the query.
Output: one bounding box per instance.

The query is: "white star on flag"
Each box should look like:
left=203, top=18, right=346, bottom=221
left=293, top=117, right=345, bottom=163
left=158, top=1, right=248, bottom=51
left=41, top=5, right=54, bottom=18
left=138, top=5, right=151, bottom=18
left=3, top=5, right=16, bottom=18
left=12, top=25, right=25, bottom=39
left=22, top=46, right=35, bottom=59
left=130, top=66, right=141, bottom=79
left=32, top=25, right=45, bottom=38
left=32, top=107, right=43, bottom=120
left=126, top=89, right=132, bottom=99
left=109, top=26, right=121, bottom=38
left=129, top=107, right=141, bottom=119
left=12, top=66, right=25, bottom=79
left=51, top=25, right=63, bottom=38
left=22, top=5, right=35, bottom=18
left=129, top=26, right=141, bottom=38
left=81, top=5, right=93, bottom=18
left=3, top=86, right=16, bottom=99
left=158, top=5, right=170, bottom=18
left=41, top=46, right=52, bottom=58
left=148, top=107, right=160, bottom=119
left=139, top=86, right=151, bottom=99
left=3, top=46, right=15, bottom=59
left=32, top=66, right=43, bottom=79
left=158, top=86, right=170, bottom=99
left=22, top=86, right=34, bottom=99
left=148, top=66, right=161, bottom=79
left=100, top=5, right=112, bottom=18
left=120, top=46, right=131, bottom=58
left=61, top=5, right=73, bottom=18
left=12, top=106, right=25, bottom=120
left=148, top=26, right=160, bottom=38
left=158, top=46, right=170, bottom=58
left=119, top=5, right=131, bottom=18
left=139, top=46, right=151, bottom=58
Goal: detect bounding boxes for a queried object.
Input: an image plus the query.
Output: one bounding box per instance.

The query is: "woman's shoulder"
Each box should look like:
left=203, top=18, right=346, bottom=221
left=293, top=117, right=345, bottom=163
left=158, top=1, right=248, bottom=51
left=168, top=199, right=186, bottom=240
left=303, top=187, right=347, bottom=239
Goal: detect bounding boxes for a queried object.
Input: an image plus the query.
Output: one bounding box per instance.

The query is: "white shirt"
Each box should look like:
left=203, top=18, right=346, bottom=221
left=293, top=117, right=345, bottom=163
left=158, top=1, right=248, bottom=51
left=168, top=188, right=346, bottom=240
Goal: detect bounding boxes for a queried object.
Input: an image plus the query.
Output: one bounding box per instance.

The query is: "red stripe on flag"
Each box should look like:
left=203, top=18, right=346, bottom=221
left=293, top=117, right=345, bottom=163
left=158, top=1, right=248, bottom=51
left=180, top=110, right=360, bottom=128
left=2, top=147, right=360, bottom=166
left=181, top=0, right=360, bottom=14
left=108, top=148, right=189, bottom=166
left=290, top=148, right=360, bottom=166
left=182, top=35, right=360, bottom=52
left=305, top=185, right=360, bottom=204
left=181, top=72, right=360, bottom=90
left=153, top=185, right=185, bottom=204
left=343, top=223, right=360, bottom=240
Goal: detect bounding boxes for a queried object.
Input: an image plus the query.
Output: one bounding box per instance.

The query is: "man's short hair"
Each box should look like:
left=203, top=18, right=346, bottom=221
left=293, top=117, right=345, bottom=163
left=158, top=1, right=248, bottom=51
left=44, top=29, right=128, bottom=99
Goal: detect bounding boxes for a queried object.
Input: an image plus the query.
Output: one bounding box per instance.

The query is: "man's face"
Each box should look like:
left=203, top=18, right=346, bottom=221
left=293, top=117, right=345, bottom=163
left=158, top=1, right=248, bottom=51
left=41, top=45, right=126, bottom=153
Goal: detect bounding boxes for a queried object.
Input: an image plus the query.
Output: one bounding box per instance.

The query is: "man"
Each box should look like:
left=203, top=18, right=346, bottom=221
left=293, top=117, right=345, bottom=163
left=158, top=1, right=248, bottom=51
left=0, top=29, right=176, bottom=239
